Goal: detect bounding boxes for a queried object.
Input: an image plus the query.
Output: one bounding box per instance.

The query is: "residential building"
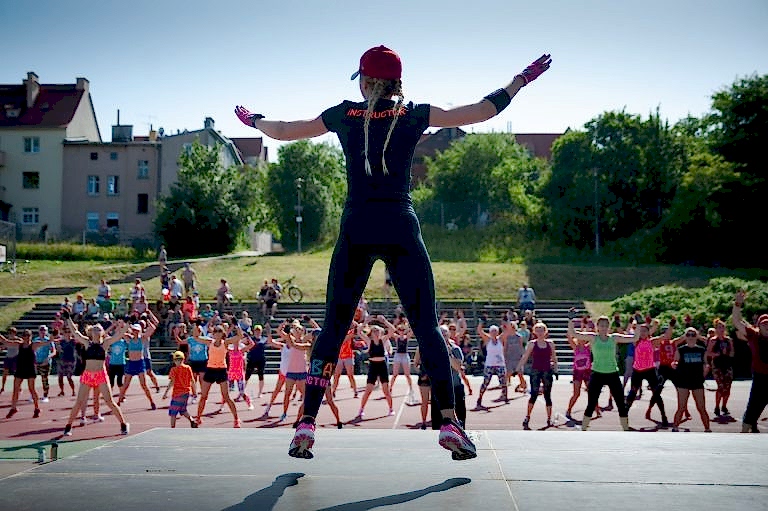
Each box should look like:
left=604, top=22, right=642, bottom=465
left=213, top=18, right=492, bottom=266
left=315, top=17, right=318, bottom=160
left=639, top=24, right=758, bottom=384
left=62, top=124, right=160, bottom=243
left=158, top=117, right=243, bottom=196
left=0, top=72, right=101, bottom=238
left=231, top=137, right=268, bottom=166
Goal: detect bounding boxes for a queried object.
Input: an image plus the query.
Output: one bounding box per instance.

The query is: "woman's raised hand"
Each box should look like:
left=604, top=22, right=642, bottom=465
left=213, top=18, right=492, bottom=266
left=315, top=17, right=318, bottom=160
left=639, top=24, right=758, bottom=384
left=517, top=54, right=552, bottom=85
left=234, top=106, right=264, bottom=128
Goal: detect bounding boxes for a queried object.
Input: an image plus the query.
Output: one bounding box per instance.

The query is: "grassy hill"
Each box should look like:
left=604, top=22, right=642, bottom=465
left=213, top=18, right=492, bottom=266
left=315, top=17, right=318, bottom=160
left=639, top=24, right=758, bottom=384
left=1, top=250, right=767, bottom=329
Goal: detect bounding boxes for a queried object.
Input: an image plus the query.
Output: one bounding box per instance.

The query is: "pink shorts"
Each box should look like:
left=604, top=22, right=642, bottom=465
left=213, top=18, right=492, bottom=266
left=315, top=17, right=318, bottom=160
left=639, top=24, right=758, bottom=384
left=81, top=369, right=108, bottom=388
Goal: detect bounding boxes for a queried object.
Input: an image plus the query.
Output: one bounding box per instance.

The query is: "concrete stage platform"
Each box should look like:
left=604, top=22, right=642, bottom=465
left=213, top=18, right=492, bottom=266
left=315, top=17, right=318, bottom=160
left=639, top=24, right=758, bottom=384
left=0, top=429, right=766, bottom=511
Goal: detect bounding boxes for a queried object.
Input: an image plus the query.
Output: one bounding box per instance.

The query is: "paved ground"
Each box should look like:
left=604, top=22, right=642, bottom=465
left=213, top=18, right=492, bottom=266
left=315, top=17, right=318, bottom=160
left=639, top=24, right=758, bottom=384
left=1, top=375, right=764, bottom=449
left=1, top=429, right=766, bottom=511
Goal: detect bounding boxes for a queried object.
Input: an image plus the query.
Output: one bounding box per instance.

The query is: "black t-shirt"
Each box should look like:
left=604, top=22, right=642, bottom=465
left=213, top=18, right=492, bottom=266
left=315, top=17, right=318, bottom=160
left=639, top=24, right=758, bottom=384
left=676, top=345, right=706, bottom=388
left=321, top=100, right=430, bottom=207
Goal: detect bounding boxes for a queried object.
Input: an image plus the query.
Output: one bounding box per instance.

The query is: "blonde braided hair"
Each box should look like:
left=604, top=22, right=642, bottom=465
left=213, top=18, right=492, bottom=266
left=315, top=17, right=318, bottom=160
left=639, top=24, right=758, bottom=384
left=362, top=78, right=405, bottom=175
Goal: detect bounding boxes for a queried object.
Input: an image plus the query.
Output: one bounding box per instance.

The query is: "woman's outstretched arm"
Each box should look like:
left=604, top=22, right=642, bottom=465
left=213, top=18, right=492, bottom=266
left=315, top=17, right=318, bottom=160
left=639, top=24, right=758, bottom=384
left=429, top=54, right=551, bottom=128
left=234, top=107, right=328, bottom=141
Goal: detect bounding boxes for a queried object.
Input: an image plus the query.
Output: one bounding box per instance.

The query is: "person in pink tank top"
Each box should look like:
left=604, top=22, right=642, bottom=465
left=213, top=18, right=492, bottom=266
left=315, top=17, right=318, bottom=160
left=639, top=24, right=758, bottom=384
left=566, top=335, right=592, bottom=421
left=626, top=319, right=673, bottom=428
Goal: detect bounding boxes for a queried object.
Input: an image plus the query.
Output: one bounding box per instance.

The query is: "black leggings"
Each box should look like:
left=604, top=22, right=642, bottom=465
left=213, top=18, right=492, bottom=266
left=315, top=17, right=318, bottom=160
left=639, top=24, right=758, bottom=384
left=108, top=364, right=124, bottom=388
left=743, top=373, right=768, bottom=429
left=529, top=369, right=554, bottom=406
left=627, top=368, right=667, bottom=417
left=584, top=371, right=627, bottom=417
left=303, top=207, right=454, bottom=419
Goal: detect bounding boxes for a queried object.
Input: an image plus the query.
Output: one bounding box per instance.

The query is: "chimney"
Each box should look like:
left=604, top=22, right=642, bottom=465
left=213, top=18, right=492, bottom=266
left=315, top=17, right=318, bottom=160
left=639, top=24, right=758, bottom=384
left=204, top=117, right=214, bottom=130
left=76, top=77, right=89, bottom=92
left=23, top=72, right=40, bottom=108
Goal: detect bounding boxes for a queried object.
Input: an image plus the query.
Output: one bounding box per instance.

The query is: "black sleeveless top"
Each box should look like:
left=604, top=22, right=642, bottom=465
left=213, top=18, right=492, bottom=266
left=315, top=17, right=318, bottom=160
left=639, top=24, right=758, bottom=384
left=85, top=342, right=106, bottom=361
left=395, top=336, right=408, bottom=354
left=711, top=337, right=732, bottom=370
left=369, top=340, right=385, bottom=359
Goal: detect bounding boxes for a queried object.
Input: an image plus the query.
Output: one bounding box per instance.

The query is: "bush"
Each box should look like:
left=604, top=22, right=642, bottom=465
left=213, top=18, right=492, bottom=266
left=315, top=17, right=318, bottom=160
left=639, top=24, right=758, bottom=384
left=611, top=277, right=768, bottom=331
left=16, top=242, right=147, bottom=261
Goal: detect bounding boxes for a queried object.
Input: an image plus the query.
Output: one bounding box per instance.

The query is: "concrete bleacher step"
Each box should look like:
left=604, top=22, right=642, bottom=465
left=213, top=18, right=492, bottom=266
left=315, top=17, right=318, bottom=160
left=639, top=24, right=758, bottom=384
left=7, top=299, right=587, bottom=374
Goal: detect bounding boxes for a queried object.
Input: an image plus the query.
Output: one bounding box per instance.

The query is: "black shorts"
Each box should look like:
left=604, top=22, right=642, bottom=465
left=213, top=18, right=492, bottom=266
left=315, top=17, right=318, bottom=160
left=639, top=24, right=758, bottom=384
left=367, top=361, right=389, bottom=385
left=189, top=359, right=208, bottom=374
left=418, top=372, right=431, bottom=387
left=265, top=299, right=277, bottom=309
left=203, top=368, right=228, bottom=384
left=246, top=359, right=265, bottom=380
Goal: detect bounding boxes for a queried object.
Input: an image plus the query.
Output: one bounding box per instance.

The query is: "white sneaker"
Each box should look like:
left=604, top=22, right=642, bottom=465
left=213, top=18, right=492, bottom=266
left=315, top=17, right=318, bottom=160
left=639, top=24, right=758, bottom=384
left=79, top=417, right=87, bottom=426
left=41, top=397, right=49, bottom=403
left=93, top=415, right=105, bottom=422
left=190, top=396, right=197, bottom=404
left=247, top=403, right=254, bottom=410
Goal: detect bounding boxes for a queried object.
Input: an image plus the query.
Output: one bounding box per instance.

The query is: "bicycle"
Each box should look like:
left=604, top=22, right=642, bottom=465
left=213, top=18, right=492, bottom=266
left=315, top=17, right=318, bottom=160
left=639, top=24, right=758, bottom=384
left=281, top=275, right=303, bottom=303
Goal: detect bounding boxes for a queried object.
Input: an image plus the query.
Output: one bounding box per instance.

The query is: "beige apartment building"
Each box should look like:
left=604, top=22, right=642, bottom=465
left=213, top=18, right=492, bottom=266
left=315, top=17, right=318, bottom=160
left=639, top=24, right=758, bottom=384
left=62, top=128, right=161, bottom=243
left=0, top=72, right=101, bottom=238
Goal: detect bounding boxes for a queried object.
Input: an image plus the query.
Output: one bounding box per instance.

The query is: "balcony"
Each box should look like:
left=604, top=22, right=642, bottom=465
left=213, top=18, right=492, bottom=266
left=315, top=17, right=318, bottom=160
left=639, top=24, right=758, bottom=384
left=0, top=150, right=5, bottom=166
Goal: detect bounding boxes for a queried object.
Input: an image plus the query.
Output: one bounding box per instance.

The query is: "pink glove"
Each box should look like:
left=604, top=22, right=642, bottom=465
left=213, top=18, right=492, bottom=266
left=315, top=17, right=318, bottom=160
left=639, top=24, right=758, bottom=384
left=234, top=105, right=264, bottom=128
left=517, top=54, right=552, bottom=86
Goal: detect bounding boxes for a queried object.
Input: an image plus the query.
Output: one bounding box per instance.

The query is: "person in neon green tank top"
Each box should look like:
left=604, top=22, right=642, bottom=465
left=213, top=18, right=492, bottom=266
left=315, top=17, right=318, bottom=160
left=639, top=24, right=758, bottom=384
left=568, top=312, right=639, bottom=431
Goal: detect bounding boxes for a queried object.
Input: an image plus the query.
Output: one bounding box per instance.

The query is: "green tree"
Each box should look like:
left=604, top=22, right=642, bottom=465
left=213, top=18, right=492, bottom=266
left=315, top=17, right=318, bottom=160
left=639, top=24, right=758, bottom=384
left=154, top=141, right=265, bottom=256
left=543, top=110, right=687, bottom=248
left=266, top=140, right=346, bottom=250
left=423, top=133, right=546, bottom=227
left=708, top=74, right=768, bottom=177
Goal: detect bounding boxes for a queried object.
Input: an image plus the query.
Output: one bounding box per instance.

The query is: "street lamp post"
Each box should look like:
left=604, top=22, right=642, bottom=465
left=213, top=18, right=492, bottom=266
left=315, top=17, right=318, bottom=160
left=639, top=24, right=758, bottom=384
left=593, top=167, right=600, bottom=256
left=295, top=178, right=303, bottom=254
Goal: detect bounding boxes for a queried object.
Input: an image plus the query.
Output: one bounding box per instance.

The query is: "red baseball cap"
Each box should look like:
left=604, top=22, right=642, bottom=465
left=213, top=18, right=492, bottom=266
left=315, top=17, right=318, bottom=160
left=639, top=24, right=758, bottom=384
left=350, top=45, right=402, bottom=81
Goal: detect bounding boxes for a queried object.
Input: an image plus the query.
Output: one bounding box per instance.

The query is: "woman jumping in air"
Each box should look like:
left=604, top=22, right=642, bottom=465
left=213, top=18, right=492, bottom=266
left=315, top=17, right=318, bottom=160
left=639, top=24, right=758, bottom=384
left=235, top=46, right=550, bottom=459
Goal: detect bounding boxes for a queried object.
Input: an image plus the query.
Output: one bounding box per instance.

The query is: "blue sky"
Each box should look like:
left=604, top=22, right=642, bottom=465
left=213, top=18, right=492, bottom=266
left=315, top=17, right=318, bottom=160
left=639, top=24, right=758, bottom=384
left=2, top=0, right=766, bottom=160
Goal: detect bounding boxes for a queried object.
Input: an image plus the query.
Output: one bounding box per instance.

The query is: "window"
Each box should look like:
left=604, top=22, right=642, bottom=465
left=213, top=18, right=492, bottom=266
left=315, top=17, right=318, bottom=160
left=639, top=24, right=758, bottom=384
left=137, top=160, right=149, bottom=179
left=137, top=193, right=149, bottom=214
left=106, top=213, right=119, bottom=230
left=22, top=172, right=40, bottom=189
left=90, top=152, right=98, bottom=160
left=87, top=175, right=100, bottom=195
left=110, top=152, right=118, bottom=161
left=86, top=212, right=99, bottom=231
left=107, top=176, right=120, bottom=196
left=23, top=137, right=40, bottom=153
left=22, top=207, right=39, bottom=225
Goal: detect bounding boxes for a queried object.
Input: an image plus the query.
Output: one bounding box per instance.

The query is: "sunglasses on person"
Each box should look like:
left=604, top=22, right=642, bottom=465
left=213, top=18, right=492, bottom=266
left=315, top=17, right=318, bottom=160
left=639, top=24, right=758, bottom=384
left=686, top=332, right=697, bottom=337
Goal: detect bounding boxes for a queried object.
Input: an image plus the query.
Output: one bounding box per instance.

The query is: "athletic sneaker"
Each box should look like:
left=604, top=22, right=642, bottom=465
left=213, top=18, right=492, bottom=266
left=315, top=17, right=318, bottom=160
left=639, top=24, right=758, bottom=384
left=714, top=406, right=721, bottom=417
left=438, top=418, right=477, bottom=461
left=721, top=406, right=730, bottom=416
left=234, top=419, right=241, bottom=428
left=93, top=415, right=105, bottom=422
left=150, top=402, right=157, bottom=411
left=387, top=409, right=394, bottom=417
left=121, top=423, right=130, bottom=435
left=278, top=413, right=287, bottom=422
left=522, top=417, right=530, bottom=430
left=288, top=417, right=316, bottom=459
left=5, top=408, right=17, bottom=419
left=41, top=397, right=49, bottom=403
left=63, top=424, right=73, bottom=436
left=79, top=416, right=87, bottom=426
left=337, top=421, right=343, bottom=429
left=33, top=408, right=40, bottom=418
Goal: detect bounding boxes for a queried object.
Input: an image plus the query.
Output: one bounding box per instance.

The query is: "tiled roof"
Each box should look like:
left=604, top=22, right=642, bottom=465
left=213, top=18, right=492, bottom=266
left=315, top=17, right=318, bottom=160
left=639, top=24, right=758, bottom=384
left=514, top=133, right=562, bottom=160
left=0, top=84, right=84, bottom=127
left=231, top=137, right=265, bottom=160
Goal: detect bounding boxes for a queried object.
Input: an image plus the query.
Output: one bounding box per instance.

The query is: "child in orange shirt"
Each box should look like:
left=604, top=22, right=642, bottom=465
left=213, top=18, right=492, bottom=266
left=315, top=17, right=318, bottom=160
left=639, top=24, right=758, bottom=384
left=163, top=351, right=197, bottom=428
